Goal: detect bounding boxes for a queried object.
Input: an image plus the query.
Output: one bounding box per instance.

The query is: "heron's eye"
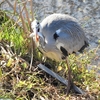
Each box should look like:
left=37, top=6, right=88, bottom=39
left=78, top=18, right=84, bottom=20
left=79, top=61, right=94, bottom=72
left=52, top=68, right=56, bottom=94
left=37, top=22, right=39, bottom=24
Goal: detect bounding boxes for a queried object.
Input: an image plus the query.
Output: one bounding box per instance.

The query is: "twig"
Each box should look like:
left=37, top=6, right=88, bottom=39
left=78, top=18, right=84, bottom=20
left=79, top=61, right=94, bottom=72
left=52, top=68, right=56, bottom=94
left=13, top=0, right=17, bottom=15
left=5, top=0, right=35, bottom=70
left=0, top=0, right=5, bottom=6
left=6, top=0, right=18, bottom=14
left=29, top=0, right=35, bottom=70
left=29, top=0, right=34, bottom=21
left=22, top=0, right=31, bottom=32
left=19, top=5, right=28, bottom=34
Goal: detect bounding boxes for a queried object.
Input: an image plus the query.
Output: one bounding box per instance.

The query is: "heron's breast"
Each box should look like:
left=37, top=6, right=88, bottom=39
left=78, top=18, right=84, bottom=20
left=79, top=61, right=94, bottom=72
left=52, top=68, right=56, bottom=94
left=43, top=51, right=62, bottom=62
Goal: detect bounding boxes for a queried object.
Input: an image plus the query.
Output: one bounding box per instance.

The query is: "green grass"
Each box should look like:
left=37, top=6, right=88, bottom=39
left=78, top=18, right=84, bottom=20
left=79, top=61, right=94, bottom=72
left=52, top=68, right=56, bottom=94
left=0, top=11, right=100, bottom=100
left=0, top=15, right=27, bottom=55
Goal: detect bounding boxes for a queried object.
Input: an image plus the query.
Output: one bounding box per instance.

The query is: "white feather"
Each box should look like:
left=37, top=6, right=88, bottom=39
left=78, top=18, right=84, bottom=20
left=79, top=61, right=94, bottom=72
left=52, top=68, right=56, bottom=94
left=31, top=20, right=38, bottom=28
left=56, top=29, right=61, bottom=35
left=56, top=43, right=64, bottom=50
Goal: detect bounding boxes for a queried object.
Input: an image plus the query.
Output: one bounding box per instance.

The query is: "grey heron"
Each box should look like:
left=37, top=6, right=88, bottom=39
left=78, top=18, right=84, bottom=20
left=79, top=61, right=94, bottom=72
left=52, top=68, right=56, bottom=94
left=30, top=13, right=88, bottom=94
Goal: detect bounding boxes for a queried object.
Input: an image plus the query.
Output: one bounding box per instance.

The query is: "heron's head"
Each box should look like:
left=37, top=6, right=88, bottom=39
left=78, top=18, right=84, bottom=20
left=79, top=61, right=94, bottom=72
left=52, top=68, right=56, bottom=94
left=29, top=20, right=44, bottom=46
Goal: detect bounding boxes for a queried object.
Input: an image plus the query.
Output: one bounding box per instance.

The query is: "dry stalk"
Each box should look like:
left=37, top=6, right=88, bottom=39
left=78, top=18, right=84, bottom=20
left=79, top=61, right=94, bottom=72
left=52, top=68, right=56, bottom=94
left=6, top=0, right=18, bottom=14
left=5, top=0, right=35, bottom=70
left=22, top=0, right=31, bottom=32
left=19, top=5, right=28, bottom=34
left=29, top=0, right=34, bottom=21
left=28, top=0, right=35, bottom=70
left=13, top=0, right=17, bottom=15
left=0, top=0, right=5, bottom=6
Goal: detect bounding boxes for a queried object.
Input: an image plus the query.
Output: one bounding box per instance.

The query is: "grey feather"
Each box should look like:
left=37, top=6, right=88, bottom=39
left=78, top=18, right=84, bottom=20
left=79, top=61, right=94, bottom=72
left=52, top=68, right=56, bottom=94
left=36, top=13, right=88, bottom=61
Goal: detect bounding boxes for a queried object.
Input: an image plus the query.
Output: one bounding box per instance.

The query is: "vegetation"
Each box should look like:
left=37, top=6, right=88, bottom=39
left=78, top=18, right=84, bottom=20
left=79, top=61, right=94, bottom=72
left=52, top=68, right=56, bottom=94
left=0, top=1, right=100, bottom=100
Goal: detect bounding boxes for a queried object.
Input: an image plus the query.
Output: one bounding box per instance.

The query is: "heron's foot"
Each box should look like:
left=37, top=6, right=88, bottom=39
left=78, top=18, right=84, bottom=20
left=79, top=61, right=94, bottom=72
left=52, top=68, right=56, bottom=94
left=67, top=81, right=83, bottom=95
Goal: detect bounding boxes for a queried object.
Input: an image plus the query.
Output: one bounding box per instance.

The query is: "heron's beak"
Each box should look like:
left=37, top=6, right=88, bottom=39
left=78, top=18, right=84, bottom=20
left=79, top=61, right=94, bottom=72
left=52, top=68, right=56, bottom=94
left=29, top=32, right=35, bottom=38
left=29, top=32, right=39, bottom=42
left=37, top=32, right=44, bottom=39
left=29, top=32, right=44, bottom=43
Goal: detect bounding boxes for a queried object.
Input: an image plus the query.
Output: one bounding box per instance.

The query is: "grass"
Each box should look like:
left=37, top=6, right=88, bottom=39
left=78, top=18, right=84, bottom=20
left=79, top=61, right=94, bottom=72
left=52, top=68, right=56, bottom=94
left=0, top=6, right=100, bottom=100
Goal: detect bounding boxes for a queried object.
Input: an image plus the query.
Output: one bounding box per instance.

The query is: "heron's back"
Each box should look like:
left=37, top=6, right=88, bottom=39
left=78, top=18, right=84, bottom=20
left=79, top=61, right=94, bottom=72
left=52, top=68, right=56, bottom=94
left=39, top=14, right=88, bottom=61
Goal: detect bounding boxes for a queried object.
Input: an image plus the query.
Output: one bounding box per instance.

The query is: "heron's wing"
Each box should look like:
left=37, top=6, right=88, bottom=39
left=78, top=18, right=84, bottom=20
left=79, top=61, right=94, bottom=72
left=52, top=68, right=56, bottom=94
left=41, top=14, right=88, bottom=55
left=41, top=14, right=77, bottom=37
left=55, top=22, right=88, bottom=54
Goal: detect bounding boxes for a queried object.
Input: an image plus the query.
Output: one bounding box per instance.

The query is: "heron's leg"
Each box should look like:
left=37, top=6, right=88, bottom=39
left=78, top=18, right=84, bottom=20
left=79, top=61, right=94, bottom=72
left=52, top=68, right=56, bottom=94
left=66, top=58, right=73, bottom=95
